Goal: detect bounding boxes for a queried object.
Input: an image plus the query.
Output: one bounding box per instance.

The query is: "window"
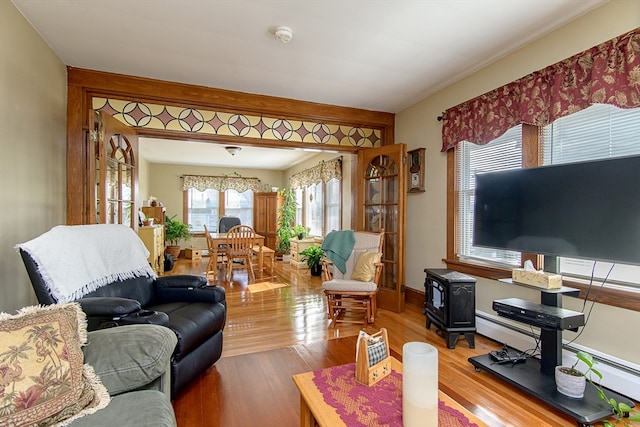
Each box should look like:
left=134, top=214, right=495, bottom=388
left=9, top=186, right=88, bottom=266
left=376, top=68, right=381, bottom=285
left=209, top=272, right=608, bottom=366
left=289, top=158, right=343, bottom=236
left=294, top=188, right=303, bottom=226
left=325, top=178, right=341, bottom=233
left=449, top=105, right=640, bottom=296
left=186, top=188, right=219, bottom=233
left=186, top=188, right=253, bottom=233
left=305, top=182, right=323, bottom=236
left=224, top=189, right=254, bottom=227
left=542, top=104, right=640, bottom=287
left=293, top=178, right=342, bottom=237
left=456, top=125, right=523, bottom=267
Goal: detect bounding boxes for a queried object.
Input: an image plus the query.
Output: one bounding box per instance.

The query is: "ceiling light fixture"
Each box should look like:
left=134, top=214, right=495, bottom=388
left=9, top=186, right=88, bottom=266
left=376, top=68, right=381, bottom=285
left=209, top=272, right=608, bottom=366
left=274, top=26, right=293, bottom=44
left=225, top=146, right=242, bottom=156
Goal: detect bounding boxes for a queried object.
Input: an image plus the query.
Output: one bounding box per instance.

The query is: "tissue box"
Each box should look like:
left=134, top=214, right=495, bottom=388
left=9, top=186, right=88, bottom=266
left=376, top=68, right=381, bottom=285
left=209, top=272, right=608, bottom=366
left=512, top=268, right=562, bottom=289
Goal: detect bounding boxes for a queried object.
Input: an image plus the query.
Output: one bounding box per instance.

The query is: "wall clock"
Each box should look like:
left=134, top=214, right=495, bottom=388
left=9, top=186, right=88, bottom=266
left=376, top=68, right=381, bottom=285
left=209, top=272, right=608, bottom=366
left=407, top=148, right=425, bottom=193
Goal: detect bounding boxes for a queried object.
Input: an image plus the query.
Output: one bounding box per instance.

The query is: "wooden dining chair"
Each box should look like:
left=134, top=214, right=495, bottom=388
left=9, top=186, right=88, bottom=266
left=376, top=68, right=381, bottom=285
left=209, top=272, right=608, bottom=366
left=203, top=224, right=225, bottom=278
left=225, top=225, right=257, bottom=282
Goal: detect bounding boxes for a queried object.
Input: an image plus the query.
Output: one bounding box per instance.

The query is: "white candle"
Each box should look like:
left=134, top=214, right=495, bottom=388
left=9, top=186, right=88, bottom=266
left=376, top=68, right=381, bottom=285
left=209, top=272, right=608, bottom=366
left=402, top=342, right=438, bottom=427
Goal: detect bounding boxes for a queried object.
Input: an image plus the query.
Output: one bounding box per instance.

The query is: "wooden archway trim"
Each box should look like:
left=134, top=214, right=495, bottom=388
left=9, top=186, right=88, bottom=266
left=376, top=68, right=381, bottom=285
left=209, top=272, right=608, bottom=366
left=66, top=67, right=395, bottom=225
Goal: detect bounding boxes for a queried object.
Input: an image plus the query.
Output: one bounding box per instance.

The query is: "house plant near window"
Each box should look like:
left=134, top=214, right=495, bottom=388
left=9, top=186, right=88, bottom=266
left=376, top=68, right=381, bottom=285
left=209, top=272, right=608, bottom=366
left=292, top=224, right=310, bottom=240
left=556, top=351, right=639, bottom=426
left=300, top=245, right=325, bottom=276
left=555, top=350, right=600, bottom=398
left=164, top=214, right=191, bottom=259
left=276, top=188, right=296, bottom=260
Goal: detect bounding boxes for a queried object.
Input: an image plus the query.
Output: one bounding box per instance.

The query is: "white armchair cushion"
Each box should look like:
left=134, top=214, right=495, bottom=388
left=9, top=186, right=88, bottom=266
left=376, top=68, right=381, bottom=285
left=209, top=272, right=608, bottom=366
left=322, top=279, right=378, bottom=292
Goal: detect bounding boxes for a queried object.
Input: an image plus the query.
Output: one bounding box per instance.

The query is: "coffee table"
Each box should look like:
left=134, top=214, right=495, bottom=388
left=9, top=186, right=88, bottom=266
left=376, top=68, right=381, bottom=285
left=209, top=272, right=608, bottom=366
left=292, top=357, right=487, bottom=427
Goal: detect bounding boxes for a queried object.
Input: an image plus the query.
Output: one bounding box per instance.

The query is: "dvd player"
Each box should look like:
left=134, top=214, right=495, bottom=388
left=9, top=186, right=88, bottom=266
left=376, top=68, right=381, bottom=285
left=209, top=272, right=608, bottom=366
left=493, top=298, right=585, bottom=330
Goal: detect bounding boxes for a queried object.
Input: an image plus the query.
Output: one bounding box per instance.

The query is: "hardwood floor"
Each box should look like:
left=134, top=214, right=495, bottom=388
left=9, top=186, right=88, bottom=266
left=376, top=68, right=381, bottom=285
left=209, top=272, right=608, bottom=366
left=168, top=257, right=585, bottom=426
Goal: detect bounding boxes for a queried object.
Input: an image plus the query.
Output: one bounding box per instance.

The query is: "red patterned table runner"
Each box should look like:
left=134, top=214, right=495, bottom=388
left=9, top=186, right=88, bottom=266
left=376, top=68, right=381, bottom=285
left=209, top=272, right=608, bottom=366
left=312, top=363, right=479, bottom=427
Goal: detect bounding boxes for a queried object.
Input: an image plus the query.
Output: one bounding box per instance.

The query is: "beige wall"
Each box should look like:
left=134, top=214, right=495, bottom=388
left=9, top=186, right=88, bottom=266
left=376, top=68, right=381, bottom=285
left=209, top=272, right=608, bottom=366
left=0, top=2, right=67, bottom=312
left=395, top=0, right=640, bottom=363
left=137, top=155, right=151, bottom=208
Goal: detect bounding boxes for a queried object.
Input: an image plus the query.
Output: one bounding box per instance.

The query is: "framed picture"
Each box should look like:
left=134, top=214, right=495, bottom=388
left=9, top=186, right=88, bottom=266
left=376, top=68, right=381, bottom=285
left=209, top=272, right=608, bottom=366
left=407, top=148, right=425, bottom=192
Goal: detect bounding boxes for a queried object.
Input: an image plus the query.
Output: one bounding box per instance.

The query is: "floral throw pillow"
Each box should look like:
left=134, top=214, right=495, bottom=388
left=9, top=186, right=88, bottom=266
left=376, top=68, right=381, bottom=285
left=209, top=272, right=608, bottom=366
left=0, top=302, right=109, bottom=426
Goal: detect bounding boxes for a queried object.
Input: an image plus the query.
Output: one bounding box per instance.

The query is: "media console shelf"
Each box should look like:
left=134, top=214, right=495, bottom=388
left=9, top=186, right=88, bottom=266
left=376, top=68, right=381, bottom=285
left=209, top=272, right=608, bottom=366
left=468, top=279, right=633, bottom=426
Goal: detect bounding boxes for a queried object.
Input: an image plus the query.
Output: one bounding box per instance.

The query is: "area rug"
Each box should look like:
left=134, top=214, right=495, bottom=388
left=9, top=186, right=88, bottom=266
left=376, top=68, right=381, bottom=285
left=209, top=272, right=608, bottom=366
left=313, top=363, right=480, bottom=427
left=247, top=282, right=289, bottom=293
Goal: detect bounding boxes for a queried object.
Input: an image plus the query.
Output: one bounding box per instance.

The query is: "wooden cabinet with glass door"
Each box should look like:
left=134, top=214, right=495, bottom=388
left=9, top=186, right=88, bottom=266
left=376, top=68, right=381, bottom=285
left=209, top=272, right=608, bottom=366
left=91, top=111, right=139, bottom=228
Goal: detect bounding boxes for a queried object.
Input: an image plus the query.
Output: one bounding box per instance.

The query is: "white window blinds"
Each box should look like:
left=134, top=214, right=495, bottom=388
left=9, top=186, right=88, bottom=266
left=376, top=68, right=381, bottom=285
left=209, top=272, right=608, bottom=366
left=456, top=125, right=523, bottom=266
left=542, top=104, right=640, bottom=286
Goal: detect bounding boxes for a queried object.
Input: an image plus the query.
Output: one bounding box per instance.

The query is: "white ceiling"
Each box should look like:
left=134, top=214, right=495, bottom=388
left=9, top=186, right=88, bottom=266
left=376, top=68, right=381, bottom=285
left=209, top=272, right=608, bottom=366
left=12, top=0, right=607, bottom=168
left=139, top=138, right=330, bottom=170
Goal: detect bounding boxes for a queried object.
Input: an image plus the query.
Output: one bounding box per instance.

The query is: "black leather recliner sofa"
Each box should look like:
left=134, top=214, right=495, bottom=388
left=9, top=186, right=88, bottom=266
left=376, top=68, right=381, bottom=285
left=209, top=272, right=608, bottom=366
left=17, top=225, right=226, bottom=398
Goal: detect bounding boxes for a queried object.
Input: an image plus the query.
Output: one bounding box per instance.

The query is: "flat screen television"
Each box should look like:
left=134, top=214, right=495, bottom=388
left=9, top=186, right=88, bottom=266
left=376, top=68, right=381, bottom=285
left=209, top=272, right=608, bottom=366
left=472, top=155, right=640, bottom=266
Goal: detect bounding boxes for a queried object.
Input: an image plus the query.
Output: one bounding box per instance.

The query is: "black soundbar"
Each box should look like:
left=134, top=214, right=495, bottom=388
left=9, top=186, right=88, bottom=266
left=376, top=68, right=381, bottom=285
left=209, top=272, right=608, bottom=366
left=493, top=298, right=585, bottom=330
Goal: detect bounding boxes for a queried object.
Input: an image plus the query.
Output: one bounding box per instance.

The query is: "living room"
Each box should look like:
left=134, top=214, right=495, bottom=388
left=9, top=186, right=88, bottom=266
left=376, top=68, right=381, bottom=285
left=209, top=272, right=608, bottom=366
left=2, top=0, right=639, bottom=425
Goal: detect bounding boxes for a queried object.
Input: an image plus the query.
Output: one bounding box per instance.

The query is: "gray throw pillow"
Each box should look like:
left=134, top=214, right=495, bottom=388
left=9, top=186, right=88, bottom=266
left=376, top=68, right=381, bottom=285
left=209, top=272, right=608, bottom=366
left=83, top=325, right=177, bottom=396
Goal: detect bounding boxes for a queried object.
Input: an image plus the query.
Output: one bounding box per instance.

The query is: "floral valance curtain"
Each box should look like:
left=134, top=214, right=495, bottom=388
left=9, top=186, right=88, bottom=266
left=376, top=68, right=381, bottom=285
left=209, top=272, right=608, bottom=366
left=182, top=174, right=262, bottom=192
left=289, top=158, right=342, bottom=189
left=441, top=28, right=640, bottom=152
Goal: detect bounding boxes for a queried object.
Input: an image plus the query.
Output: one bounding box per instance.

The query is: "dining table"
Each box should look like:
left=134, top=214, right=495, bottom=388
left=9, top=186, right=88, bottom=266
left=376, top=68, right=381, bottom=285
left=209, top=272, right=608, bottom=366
left=207, top=232, right=266, bottom=274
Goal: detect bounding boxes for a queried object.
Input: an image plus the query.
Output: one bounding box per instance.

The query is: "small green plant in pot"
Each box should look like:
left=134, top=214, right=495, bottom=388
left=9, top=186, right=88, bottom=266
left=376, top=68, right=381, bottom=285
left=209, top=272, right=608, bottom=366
left=164, top=214, right=191, bottom=259
left=292, top=224, right=310, bottom=240
left=300, top=245, right=325, bottom=276
left=555, top=351, right=601, bottom=398
left=557, top=351, right=639, bottom=426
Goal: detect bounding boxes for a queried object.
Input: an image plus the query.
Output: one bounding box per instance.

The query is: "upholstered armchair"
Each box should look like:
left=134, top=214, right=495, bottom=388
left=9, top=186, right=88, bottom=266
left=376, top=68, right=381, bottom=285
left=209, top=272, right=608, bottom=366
left=17, top=224, right=226, bottom=397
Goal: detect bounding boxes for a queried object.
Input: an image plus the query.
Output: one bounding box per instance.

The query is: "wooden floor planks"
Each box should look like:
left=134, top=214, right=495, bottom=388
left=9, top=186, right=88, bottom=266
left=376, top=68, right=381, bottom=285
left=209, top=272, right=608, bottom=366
left=168, top=257, right=607, bottom=426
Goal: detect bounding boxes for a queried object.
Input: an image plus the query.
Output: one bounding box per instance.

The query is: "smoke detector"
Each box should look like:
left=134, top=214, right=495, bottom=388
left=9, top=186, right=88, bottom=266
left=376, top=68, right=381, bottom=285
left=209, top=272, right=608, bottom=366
left=274, top=26, right=293, bottom=43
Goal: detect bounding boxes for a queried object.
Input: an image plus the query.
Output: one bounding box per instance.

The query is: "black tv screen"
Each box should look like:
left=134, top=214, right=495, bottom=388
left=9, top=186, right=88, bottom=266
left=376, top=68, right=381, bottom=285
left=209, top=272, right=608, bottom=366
left=473, top=155, right=640, bottom=265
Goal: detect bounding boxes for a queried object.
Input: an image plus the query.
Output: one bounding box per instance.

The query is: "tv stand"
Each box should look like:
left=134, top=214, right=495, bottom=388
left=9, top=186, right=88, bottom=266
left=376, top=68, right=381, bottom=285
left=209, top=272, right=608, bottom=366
left=468, top=280, right=633, bottom=426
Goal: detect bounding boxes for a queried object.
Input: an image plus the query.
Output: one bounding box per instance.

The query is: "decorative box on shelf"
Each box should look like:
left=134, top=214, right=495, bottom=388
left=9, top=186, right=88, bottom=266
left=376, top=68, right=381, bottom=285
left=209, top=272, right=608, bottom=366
left=355, top=328, right=392, bottom=386
left=512, top=268, right=562, bottom=289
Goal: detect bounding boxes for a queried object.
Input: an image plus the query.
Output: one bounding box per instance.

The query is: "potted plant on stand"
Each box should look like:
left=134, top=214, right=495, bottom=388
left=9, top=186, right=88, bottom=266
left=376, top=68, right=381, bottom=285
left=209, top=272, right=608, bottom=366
left=292, top=224, right=310, bottom=240
left=300, top=245, right=325, bottom=276
left=556, top=351, right=640, bottom=426
left=555, top=351, right=600, bottom=398
left=164, top=214, right=191, bottom=259
left=276, top=188, right=297, bottom=261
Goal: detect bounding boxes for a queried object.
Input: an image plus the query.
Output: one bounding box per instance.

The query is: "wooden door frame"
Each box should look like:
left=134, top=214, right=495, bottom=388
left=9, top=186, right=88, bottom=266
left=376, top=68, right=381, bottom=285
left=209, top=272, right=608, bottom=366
left=356, top=143, right=406, bottom=314
left=66, top=69, right=404, bottom=298
left=66, top=67, right=395, bottom=225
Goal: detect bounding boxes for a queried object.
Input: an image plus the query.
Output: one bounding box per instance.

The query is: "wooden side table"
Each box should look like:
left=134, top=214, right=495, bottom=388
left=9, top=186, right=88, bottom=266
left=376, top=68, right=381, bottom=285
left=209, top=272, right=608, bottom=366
left=290, top=238, right=316, bottom=269
left=292, top=357, right=487, bottom=427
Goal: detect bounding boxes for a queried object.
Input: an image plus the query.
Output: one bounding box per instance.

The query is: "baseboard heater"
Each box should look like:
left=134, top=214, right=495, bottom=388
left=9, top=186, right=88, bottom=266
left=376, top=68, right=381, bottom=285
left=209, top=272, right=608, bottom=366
left=475, top=310, right=640, bottom=401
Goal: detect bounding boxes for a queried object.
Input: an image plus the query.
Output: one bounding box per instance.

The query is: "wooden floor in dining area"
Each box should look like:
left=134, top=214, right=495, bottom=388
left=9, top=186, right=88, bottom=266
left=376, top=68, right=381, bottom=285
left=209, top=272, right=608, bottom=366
left=168, top=257, right=582, bottom=427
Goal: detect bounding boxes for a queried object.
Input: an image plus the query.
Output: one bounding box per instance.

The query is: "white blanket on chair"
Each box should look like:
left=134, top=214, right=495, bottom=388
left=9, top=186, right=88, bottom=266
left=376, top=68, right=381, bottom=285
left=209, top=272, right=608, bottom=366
left=17, top=224, right=157, bottom=302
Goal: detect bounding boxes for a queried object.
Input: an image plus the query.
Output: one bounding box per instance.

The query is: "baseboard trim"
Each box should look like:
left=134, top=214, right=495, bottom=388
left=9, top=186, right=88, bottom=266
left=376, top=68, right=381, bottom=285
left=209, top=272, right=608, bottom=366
left=405, top=286, right=424, bottom=308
